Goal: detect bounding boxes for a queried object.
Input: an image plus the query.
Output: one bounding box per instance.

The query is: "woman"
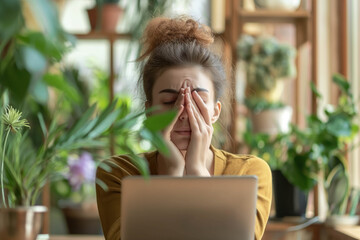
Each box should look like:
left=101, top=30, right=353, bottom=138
left=96, top=16, right=272, bottom=240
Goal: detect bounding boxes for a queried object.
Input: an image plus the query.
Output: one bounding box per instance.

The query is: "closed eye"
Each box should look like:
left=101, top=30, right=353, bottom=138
left=163, top=101, right=176, bottom=105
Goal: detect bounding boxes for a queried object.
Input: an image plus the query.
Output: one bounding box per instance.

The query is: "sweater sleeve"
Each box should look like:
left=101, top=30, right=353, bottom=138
left=96, top=157, right=140, bottom=240
left=245, top=157, right=272, bottom=240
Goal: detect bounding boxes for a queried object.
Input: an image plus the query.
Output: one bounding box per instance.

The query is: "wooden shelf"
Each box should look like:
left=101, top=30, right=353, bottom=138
left=238, top=10, right=310, bottom=23
left=73, top=32, right=132, bottom=40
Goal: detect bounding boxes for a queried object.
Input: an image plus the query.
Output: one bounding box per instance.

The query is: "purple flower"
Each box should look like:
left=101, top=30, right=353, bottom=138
left=67, top=152, right=96, bottom=191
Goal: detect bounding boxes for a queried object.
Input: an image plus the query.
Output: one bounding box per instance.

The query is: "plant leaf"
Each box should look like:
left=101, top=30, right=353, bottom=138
left=143, top=110, right=176, bottom=132
left=310, top=82, right=322, bottom=99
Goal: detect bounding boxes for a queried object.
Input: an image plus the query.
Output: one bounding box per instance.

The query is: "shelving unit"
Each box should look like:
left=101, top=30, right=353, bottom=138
left=73, top=32, right=132, bottom=101
left=73, top=31, right=132, bottom=155
left=223, top=0, right=317, bottom=152
left=222, top=1, right=319, bottom=228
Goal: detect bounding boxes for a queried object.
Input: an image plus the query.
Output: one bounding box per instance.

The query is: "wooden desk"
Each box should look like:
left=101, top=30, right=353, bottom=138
left=325, top=226, right=360, bottom=240
left=263, top=219, right=321, bottom=240
left=37, top=235, right=104, bottom=240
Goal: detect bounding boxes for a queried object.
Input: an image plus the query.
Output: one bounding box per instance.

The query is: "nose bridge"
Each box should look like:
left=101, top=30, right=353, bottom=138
left=183, top=79, right=192, bottom=88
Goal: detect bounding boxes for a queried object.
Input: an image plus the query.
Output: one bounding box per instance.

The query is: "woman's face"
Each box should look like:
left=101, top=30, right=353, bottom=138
left=149, top=66, right=221, bottom=150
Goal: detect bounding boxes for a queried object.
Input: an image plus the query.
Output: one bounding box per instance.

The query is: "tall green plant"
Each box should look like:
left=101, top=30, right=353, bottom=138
left=0, top=105, right=30, bottom=207
left=283, top=74, right=359, bottom=214
left=0, top=96, right=176, bottom=207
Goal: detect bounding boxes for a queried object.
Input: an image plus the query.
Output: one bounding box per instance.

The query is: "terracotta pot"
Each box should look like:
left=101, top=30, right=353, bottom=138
left=86, top=4, right=124, bottom=32
left=0, top=206, right=47, bottom=240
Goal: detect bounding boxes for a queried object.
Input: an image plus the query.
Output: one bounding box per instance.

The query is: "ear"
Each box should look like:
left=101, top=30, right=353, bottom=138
left=211, top=101, right=221, bottom=124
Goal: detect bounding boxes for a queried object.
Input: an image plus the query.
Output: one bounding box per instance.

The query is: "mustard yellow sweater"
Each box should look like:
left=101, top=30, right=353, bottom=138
left=96, top=146, right=272, bottom=240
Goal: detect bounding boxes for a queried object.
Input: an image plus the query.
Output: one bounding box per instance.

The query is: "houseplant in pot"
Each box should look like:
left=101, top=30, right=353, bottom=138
left=0, top=94, right=177, bottom=239
left=243, top=124, right=314, bottom=218
left=87, top=0, right=124, bottom=32
left=282, top=74, right=360, bottom=223
left=237, top=34, right=296, bottom=134
left=0, top=95, right=121, bottom=239
left=52, top=151, right=102, bottom=234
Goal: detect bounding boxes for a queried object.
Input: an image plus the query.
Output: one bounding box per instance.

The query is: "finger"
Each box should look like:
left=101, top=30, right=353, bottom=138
left=185, top=92, right=199, bottom=132
left=164, top=92, right=184, bottom=136
left=189, top=94, right=205, bottom=131
left=186, top=88, right=205, bottom=126
left=174, top=88, right=185, bottom=109
left=170, top=93, right=185, bottom=126
left=192, top=90, right=211, bottom=125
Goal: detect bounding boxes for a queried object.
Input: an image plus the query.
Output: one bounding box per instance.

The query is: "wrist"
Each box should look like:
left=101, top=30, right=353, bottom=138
left=185, top=165, right=210, bottom=176
left=157, top=154, right=184, bottom=176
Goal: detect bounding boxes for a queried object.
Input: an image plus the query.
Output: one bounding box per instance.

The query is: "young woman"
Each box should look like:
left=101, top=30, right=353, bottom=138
left=96, top=16, right=272, bottom=240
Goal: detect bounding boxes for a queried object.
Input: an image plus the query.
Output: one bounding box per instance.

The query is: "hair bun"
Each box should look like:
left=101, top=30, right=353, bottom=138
left=139, top=16, right=214, bottom=60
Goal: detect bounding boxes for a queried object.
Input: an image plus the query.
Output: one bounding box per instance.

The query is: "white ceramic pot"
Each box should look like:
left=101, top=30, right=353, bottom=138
left=325, top=215, right=360, bottom=226
left=254, top=0, right=302, bottom=10
left=250, top=105, right=293, bottom=134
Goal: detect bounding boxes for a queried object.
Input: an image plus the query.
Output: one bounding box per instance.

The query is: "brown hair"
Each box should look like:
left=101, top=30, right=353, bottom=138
left=138, top=16, right=227, bottom=104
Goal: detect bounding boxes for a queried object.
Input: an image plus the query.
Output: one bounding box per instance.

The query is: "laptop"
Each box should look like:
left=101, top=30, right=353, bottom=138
left=121, top=176, right=258, bottom=240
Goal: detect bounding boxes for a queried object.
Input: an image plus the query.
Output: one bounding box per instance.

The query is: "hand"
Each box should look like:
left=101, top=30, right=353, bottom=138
left=184, top=87, right=213, bottom=176
left=157, top=88, right=186, bottom=176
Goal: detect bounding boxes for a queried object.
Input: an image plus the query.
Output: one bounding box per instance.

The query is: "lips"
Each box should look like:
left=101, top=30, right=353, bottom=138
left=174, top=129, right=192, bottom=135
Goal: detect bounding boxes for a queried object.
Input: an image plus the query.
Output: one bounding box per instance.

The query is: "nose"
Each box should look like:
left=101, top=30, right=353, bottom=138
left=179, top=108, right=188, bottom=120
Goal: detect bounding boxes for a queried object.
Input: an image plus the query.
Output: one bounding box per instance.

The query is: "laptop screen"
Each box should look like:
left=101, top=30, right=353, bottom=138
left=121, top=176, right=258, bottom=240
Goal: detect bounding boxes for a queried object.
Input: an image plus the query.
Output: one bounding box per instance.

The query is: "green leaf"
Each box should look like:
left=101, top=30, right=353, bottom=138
left=326, top=115, right=352, bottom=137
left=31, top=78, right=49, bottom=104
left=0, top=0, right=24, bottom=51
left=28, top=0, right=62, bottom=40
left=88, top=109, right=120, bottom=139
left=326, top=164, right=349, bottom=215
left=91, top=100, right=118, bottom=130
left=0, top=62, right=31, bottom=103
left=140, top=129, right=169, bottom=156
left=37, top=113, right=47, bottom=138
left=95, top=178, right=108, bottom=192
left=17, top=32, right=63, bottom=61
left=68, top=117, right=99, bottom=141
left=333, top=74, right=350, bottom=95
left=128, top=153, right=150, bottom=177
left=143, top=110, right=176, bottom=132
left=310, top=82, right=322, bottom=99
left=21, top=46, right=47, bottom=73
left=63, top=104, right=96, bottom=140
left=43, top=74, right=81, bottom=103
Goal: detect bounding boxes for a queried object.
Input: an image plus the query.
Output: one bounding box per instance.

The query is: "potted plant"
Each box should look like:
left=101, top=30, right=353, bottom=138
left=253, top=0, right=302, bottom=11
left=52, top=151, right=102, bottom=234
left=243, top=125, right=311, bottom=218
left=87, top=0, right=124, bottom=32
left=0, top=94, right=176, bottom=240
left=282, top=74, right=360, bottom=223
left=237, top=34, right=296, bottom=134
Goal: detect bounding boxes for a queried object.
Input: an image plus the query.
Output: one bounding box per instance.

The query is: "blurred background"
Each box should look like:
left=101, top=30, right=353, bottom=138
left=1, top=0, right=359, bottom=239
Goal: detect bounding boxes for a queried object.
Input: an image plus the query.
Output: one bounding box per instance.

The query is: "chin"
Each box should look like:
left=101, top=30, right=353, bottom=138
left=171, top=137, right=190, bottom=151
